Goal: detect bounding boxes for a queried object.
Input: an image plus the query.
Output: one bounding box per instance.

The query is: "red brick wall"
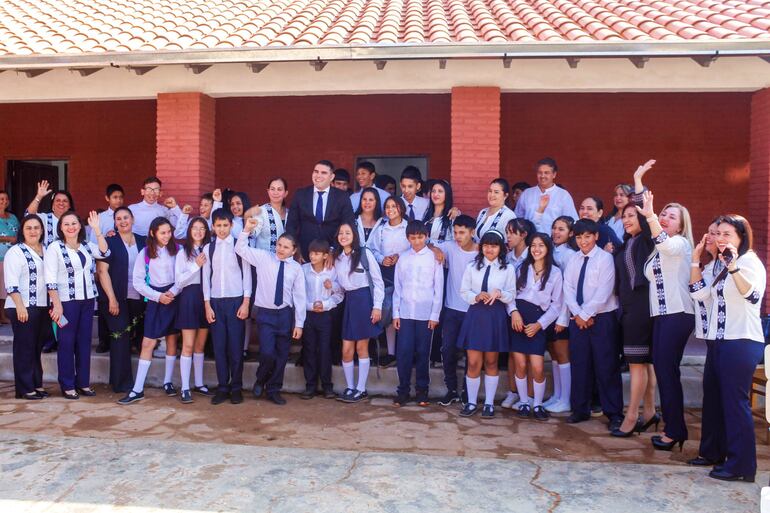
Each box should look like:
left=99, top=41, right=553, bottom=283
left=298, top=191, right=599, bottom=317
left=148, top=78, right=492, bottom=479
left=215, top=94, right=451, bottom=205
left=501, top=93, right=751, bottom=234
left=0, top=100, right=157, bottom=214
left=750, top=88, right=770, bottom=311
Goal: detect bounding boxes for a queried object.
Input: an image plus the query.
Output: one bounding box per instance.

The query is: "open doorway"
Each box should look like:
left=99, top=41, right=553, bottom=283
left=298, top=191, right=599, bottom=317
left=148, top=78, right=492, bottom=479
left=354, top=156, right=429, bottom=196
left=6, top=160, right=68, bottom=216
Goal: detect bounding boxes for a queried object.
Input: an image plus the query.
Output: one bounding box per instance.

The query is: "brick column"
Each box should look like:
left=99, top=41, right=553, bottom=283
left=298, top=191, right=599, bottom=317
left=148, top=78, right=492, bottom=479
left=750, top=88, right=770, bottom=313
left=450, top=87, right=501, bottom=214
left=156, top=92, right=216, bottom=209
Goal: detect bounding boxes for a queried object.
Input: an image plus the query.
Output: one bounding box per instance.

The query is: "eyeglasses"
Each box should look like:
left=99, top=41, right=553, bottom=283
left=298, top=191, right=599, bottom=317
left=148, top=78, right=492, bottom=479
left=144, top=187, right=161, bottom=192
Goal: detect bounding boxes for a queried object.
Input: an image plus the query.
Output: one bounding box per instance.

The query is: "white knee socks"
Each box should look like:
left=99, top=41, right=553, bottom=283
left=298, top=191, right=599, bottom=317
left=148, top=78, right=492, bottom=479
left=466, top=376, right=481, bottom=406
left=533, top=379, right=546, bottom=407
left=163, top=355, right=176, bottom=384
left=515, top=375, right=529, bottom=405
left=484, top=375, right=499, bottom=406
left=559, top=363, right=571, bottom=405
left=132, top=359, right=151, bottom=394
left=357, top=358, right=370, bottom=392
left=180, top=355, right=192, bottom=391
left=551, top=360, right=561, bottom=401
left=193, top=352, right=205, bottom=388
left=342, top=360, right=355, bottom=390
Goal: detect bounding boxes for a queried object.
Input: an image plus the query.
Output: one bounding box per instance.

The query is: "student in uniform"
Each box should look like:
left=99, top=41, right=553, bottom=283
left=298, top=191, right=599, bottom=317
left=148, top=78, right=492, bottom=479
left=88, top=184, right=124, bottom=243
left=236, top=216, right=303, bottom=405
left=332, top=169, right=351, bottom=193
left=514, top=158, right=578, bottom=233
left=400, top=166, right=429, bottom=222
left=228, top=191, right=252, bottom=238
left=476, top=179, right=517, bottom=240
left=544, top=216, right=576, bottom=413
left=118, top=216, right=181, bottom=404
left=96, top=207, right=146, bottom=393
left=370, top=196, right=410, bottom=368
left=354, top=187, right=383, bottom=248
left=174, top=190, right=224, bottom=239
left=6, top=215, right=48, bottom=399
left=46, top=211, right=109, bottom=399
left=25, top=180, right=73, bottom=247
left=128, top=176, right=181, bottom=237
left=174, top=217, right=213, bottom=404
left=392, top=221, right=444, bottom=407
left=510, top=233, right=563, bottom=421
left=689, top=215, right=765, bottom=482
left=578, top=197, right=623, bottom=254
left=562, top=219, right=623, bottom=428
left=300, top=239, right=344, bottom=399
left=423, top=180, right=458, bottom=244
left=433, top=215, right=478, bottom=406
left=332, top=222, right=384, bottom=403
left=375, top=175, right=397, bottom=198
left=350, top=161, right=390, bottom=211
left=456, top=230, right=517, bottom=419
left=205, top=210, right=253, bottom=405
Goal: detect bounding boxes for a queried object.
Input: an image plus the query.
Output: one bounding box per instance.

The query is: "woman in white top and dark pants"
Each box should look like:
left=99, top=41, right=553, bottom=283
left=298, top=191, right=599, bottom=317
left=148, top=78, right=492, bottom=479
left=689, top=215, right=765, bottom=483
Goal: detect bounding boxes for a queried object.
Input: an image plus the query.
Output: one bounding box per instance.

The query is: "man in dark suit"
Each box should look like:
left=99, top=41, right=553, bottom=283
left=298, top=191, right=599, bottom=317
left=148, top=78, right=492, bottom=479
left=286, top=160, right=355, bottom=260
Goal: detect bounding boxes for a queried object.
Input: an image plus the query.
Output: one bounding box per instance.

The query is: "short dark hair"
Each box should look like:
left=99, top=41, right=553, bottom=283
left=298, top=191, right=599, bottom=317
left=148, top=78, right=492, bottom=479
left=211, top=208, right=233, bottom=224
left=53, top=190, right=74, bottom=210
left=17, top=214, right=45, bottom=244
left=583, top=196, right=604, bottom=213
left=453, top=214, right=476, bottom=230
left=490, top=178, right=510, bottom=195
left=406, top=220, right=429, bottom=237
left=400, top=165, right=422, bottom=183
left=357, top=161, right=376, bottom=175
left=113, top=206, right=133, bottom=219
left=105, top=184, right=124, bottom=197
left=573, top=218, right=599, bottom=236
left=55, top=210, right=86, bottom=243
left=375, top=175, right=397, bottom=191
left=308, top=238, right=331, bottom=254
left=142, top=176, right=162, bottom=187
left=333, top=169, right=350, bottom=183
left=200, top=192, right=214, bottom=202
left=316, top=159, right=334, bottom=171
left=512, top=181, right=530, bottom=192
left=536, top=157, right=558, bottom=173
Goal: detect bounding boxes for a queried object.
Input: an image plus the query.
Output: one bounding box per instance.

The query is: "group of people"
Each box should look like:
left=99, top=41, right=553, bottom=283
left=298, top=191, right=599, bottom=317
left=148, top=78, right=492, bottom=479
left=6, top=157, right=766, bottom=484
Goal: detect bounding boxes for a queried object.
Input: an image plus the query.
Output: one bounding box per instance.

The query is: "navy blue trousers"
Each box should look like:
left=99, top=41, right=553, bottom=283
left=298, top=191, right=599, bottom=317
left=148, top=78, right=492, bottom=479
left=441, top=308, right=465, bottom=393
left=255, top=306, right=293, bottom=393
left=699, top=338, right=763, bottom=477
left=57, top=299, right=95, bottom=391
left=652, top=312, right=695, bottom=440
left=101, top=298, right=144, bottom=393
left=302, top=310, right=333, bottom=391
left=396, top=318, right=432, bottom=396
left=210, top=297, right=245, bottom=392
left=8, top=307, right=47, bottom=395
left=569, top=312, right=623, bottom=419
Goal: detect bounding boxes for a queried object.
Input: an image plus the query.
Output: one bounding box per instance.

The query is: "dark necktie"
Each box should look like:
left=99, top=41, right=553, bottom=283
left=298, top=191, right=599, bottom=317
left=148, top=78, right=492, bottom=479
left=274, top=260, right=285, bottom=307
left=315, top=191, right=325, bottom=223
left=576, top=256, right=589, bottom=306
left=408, top=204, right=415, bottom=221
left=481, top=265, right=491, bottom=292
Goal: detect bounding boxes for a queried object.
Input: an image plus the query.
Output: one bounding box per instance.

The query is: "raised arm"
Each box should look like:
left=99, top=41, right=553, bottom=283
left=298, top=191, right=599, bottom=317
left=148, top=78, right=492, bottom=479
left=25, top=181, right=52, bottom=215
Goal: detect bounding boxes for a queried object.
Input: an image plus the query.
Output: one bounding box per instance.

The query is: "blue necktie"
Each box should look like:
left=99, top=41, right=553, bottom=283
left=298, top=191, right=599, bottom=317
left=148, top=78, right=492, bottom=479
left=576, top=256, right=589, bottom=306
left=408, top=204, right=415, bottom=221
left=315, top=191, right=325, bottom=223
left=274, top=260, right=285, bottom=307
left=481, top=265, right=491, bottom=292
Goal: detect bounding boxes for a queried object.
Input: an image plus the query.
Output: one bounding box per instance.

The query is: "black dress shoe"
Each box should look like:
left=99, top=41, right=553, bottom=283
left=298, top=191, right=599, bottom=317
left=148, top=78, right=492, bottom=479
left=16, top=391, right=42, bottom=400
left=300, top=388, right=316, bottom=400
left=230, top=390, right=243, bottom=404
left=77, top=387, right=96, bottom=397
left=35, top=389, right=50, bottom=398
left=688, top=456, right=724, bottom=467
left=211, top=391, right=229, bottom=405
left=267, top=392, right=286, bottom=405
left=566, top=413, right=590, bottom=424
left=709, top=469, right=754, bottom=483
left=252, top=382, right=264, bottom=399
left=323, top=388, right=337, bottom=399
left=62, top=390, right=79, bottom=400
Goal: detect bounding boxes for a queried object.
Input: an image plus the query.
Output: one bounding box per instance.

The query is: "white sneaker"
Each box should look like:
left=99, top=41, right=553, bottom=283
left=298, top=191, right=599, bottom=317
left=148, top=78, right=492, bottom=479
left=501, top=391, right=519, bottom=409
left=543, top=395, right=560, bottom=408
left=546, top=400, right=571, bottom=414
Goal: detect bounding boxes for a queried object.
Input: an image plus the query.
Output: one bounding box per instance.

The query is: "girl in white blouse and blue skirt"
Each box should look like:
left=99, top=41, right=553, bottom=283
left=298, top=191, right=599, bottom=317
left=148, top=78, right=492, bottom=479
left=457, top=230, right=517, bottom=419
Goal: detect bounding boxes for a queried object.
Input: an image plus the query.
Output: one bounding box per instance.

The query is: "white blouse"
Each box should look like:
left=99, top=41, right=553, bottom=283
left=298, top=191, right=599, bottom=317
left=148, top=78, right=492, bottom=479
left=370, top=219, right=410, bottom=264
left=132, top=246, right=180, bottom=302
left=693, top=260, right=722, bottom=339
left=460, top=258, right=516, bottom=306
left=254, top=204, right=287, bottom=252
left=553, top=244, right=577, bottom=271
left=355, top=215, right=380, bottom=248
left=4, top=244, right=47, bottom=308
left=643, top=232, right=694, bottom=317
left=426, top=216, right=453, bottom=244
left=175, top=246, right=203, bottom=289
left=302, top=263, right=344, bottom=312
left=475, top=206, right=516, bottom=239
left=333, top=249, right=385, bottom=310
left=513, top=264, right=563, bottom=330
left=44, top=240, right=108, bottom=302
left=563, top=246, right=618, bottom=322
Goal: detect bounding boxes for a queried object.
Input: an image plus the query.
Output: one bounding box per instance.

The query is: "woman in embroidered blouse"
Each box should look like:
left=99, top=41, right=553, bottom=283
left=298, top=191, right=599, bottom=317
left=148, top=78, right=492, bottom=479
left=25, top=180, right=73, bottom=247
left=245, top=177, right=289, bottom=253
left=475, top=178, right=516, bottom=240
left=6, top=215, right=47, bottom=399
left=45, top=210, right=109, bottom=399
left=689, top=215, right=765, bottom=483
left=354, top=187, right=382, bottom=247
left=0, top=191, right=20, bottom=324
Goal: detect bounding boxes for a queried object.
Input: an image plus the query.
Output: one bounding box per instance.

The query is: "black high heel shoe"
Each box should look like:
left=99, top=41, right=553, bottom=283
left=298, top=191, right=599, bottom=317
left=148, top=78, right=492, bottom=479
left=651, top=435, right=684, bottom=452
left=610, top=417, right=643, bottom=438
left=62, top=390, right=79, bottom=400
left=77, top=387, right=96, bottom=397
left=638, top=412, right=661, bottom=433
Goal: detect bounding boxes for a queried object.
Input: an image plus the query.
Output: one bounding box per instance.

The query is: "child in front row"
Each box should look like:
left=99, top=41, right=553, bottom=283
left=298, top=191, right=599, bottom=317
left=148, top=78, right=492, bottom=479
left=301, top=239, right=343, bottom=399
left=392, top=221, right=444, bottom=407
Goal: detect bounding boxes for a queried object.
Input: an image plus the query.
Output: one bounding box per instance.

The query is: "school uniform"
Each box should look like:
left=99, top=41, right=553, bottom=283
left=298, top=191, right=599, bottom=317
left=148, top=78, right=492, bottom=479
left=644, top=232, right=695, bottom=442
left=175, top=247, right=208, bottom=330
left=87, top=208, right=116, bottom=243
left=691, top=252, right=766, bottom=479
left=132, top=245, right=181, bottom=339
left=5, top=243, right=48, bottom=396
left=172, top=201, right=223, bottom=239
left=204, top=235, right=253, bottom=393
left=370, top=219, right=410, bottom=284
left=514, top=185, right=578, bottom=234
left=507, top=248, right=529, bottom=273
left=550, top=244, right=576, bottom=340
left=334, top=248, right=385, bottom=340
left=509, top=265, right=563, bottom=356
left=128, top=200, right=181, bottom=237
left=235, top=232, right=304, bottom=395
left=563, top=245, right=622, bottom=421
left=393, top=246, right=444, bottom=397
left=302, top=263, right=343, bottom=392
left=45, top=240, right=109, bottom=392
left=474, top=206, right=516, bottom=239
left=401, top=195, right=429, bottom=222
left=98, top=233, right=146, bottom=392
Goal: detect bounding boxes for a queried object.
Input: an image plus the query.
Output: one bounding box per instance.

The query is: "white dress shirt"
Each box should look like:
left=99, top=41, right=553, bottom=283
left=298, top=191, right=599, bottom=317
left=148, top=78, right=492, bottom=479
left=507, top=247, right=529, bottom=272
left=87, top=208, right=115, bottom=244
left=401, top=195, right=429, bottom=221
left=553, top=243, right=577, bottom=326
left=235, top=232, right=305, bottom=328
left=173, top=201, right=223, bottom=239
left=202, top=236, right=252, bottom=301
left=690, top=252, right=766, bottom=343
left=333, top=248, right=385, bottom=310
left=302, top=263, right=344, bottom=312
left=124, top=240, right=141, bottom=300
left=132, top=246, right=180, bottom=302
left=45, top=240, right=108, bottom=301
left=312, top=187, right=331, bottom=221
left=393, top=246, right=444, bottom=322
left=511, top=264, right=563, bottom=329
left=606, top=216, right=625, bottom=240
left=436, top=241, right=477, bottom=312
left=4, top=243, right=47, bottom=308
left=563, top=245, right=618, bottom=321
left=175, top=246, right=203, bottom=290
left=370, top=219, right=410, bottom=265
left=514, top=185, right=578, bottom=234
left=350, top=186, right=390, bottom=211
left=643, top=232, right=694, bottom=316
left=128, top=200, right=181, bottom=237
left=460, top=258, right=516, bottom=306
left=231, top=216, right=244, bottom=238
left=475, top=205, right=516, bottom=239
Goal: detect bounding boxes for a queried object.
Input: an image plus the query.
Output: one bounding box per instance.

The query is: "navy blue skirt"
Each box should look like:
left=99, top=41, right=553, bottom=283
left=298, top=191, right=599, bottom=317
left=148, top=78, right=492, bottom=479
left=456, top=300, right=510, bottom=352
left=175, top=284, right=208, bottom=330
left=510, top=299, right=547, bottom=356
left=144, top=284, right=179, bottom=339
left=546, top=324, right=569, bottom=343
left=342, top=287, right=383, bottom=341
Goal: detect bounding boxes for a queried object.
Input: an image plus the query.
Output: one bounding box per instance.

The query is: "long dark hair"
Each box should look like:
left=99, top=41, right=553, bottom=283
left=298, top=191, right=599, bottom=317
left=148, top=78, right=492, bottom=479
left=552, top=215, right=578, bottom=251
left=229, top=191, right=251, bottom=217
left=474, top=230, right=508, bottom=270
left=354, top=187, right=383, bottom=219
left=55, top=210, right=86, bottom=243
left=332, top=222, right=364, bottom=274
left=183, top=216, right=210, bottom=259
left=17, top=214, right=44, bottom=244
left=620, top=202, right=650, bottom=242
left=517, top=233, right=554, bottom=292
left=146, top=217, right=178, bottom=259
left=423, top=179, right=453, bottom=236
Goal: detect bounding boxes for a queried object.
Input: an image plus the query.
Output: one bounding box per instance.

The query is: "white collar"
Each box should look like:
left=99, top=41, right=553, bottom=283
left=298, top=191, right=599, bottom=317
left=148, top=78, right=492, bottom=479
left=538, top=184, right=556, bottom=194
left=314, top=186, right=330, bottom=194
left=217, top=235, right=234, bottom=245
